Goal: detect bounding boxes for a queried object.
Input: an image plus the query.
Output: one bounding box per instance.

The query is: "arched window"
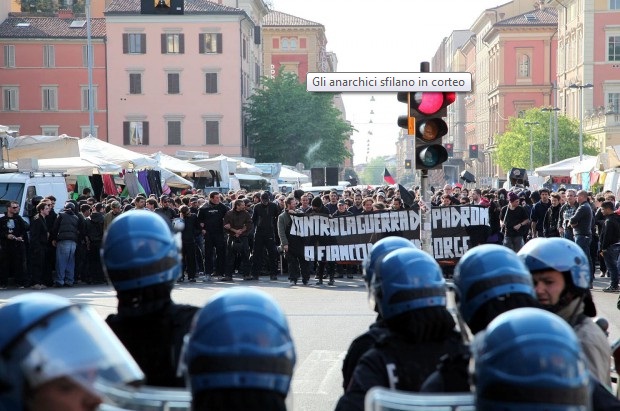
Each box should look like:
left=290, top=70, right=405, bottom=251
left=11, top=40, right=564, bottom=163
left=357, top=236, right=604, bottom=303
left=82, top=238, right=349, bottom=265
left=281, top=38, right=289, bottom=50
left=289, top=38, right=297, bottom=50
left=518, top=54, right=530, bottom=78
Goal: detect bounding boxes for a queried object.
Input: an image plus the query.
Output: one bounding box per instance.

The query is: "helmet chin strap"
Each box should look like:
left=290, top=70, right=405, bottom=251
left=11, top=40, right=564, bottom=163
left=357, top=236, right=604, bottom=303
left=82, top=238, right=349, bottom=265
left=544, top=290, right=584, bottom=326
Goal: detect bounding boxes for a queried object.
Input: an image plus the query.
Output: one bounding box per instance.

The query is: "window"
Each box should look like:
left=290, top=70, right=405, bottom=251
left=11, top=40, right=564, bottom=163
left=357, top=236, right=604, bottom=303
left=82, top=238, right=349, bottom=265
left=82, top=45, right=93, bottom=67
left=123, top=33, right=146, bottom=54
left=129, top=73, right=142, bottom=94
left=518, top=54, right=530, bottom=78
left=2, top=88, right=18, bottom=111
left=611, top=0, right=620, bottom=9
left=200, top=33, right=223, bottom=54
left=289, top=38, right=297, bottom=50
left=281, top=38, right=289, bottom=50
left=205, top=120, right=219, bottom=144
left=167, top=73, right=180, bottom=94
left=80, top=125, right=98, bottom=138
left=167, top=121, right=181, bottom=145
left=609, top=36, right=620, bottom=61
left=81, top=86, right=97, bottom=111
left=4, top=45, right=15, bottom=68
left=161, top=33, right=184, bottom=54
left=242, top=37, right=247, bottom=60
left=123, top=121, right=149, bottom=145
left=42, top=87, right=57, bottom=111
left=43, top=45, right=55, bottom=68
left=205, top=72, right=218, bottom=93
left=41, top=126, right=59, bottom=136
left=609, top=93, right=620, bottom=113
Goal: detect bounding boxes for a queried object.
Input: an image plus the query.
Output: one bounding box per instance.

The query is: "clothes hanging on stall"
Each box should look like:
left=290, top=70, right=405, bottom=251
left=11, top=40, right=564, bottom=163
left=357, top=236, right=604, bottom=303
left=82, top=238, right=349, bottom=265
left=76, top=175, right=93, bottom=197
left=138, top=170, right=151, bottom=196
left=147, top=170, right=163, bottom=198
left=123, top=170, right=144, bottom=197
left=89, top=175, right=104, bottom=201
left=102, top=174, right=118, bottom=197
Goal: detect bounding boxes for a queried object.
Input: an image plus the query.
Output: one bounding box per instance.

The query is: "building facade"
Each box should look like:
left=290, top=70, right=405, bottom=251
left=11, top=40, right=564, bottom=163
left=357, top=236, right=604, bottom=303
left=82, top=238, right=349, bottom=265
left=0, top=10, right=108, bottom=138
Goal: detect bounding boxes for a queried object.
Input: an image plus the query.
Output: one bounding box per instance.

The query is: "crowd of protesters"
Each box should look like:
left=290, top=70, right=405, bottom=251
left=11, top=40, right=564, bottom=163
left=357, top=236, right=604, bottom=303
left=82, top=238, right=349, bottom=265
left=2, top=182, right=619, bottom=292
left=0, top=185, right=426, bottom=289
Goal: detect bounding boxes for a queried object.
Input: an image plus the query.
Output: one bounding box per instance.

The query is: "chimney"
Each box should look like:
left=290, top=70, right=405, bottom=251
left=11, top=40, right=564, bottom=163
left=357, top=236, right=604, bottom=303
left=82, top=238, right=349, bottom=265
left=58, top=9, right=74, bottom=19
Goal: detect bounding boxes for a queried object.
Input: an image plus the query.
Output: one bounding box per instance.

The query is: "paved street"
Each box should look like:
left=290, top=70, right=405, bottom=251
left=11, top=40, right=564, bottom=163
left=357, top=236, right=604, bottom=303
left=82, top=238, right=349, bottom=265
left=0, top=272, right=619, bottom=411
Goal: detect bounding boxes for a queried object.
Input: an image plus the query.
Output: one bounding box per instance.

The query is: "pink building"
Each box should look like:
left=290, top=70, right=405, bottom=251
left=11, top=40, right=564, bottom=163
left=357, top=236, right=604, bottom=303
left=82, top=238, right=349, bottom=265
left=0, top=11, right=107, bottom=138
left=104, top=0, right=266, bottom=157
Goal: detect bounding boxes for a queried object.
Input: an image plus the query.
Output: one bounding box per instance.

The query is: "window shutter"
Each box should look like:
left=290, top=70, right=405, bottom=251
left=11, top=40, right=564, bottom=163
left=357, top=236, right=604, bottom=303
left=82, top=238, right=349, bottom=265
left=123, top=34, right=128, bottom=53
left=161, top=34, right=166, bottom=54
left=142, top=122, right=149, bottom=145
left=179, top=33, right=185, bottom=54
left=140, top=34, right=146, bottom=53
left=216, top=33, right=223, bottom=53
left=206, top=121, right=219, bottom=144
left=123, top=121, right=130, bottom=145
left=199, top=34, right=205, bottom=54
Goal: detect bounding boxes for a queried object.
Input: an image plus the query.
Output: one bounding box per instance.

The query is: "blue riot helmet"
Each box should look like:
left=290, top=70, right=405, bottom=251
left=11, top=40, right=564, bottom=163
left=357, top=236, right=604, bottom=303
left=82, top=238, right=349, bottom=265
left=363, top=236, right=415, bottom=289
left=102, top=211, right=182, bottom=312
left=453, top=244, right=536, bottom=331
left=370, top=247, right=446, bottom=321
left=473, top=307, right=590, bottom=411
left=0, top=293, right=144, bottom=410
left=182, top=288, right=296, bottom=397
left=518, top=237, right=590, bottom=292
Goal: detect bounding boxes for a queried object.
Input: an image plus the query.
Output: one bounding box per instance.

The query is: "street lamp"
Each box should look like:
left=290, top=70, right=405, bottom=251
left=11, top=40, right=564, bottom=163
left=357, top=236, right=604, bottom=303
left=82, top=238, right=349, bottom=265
left=86, top=0, right=95, bottom=137
left=541, top=107, right=560, bottom=164
left=525, top=121, right=539, bottom=172
left=569, top=83, right=593, bottom=161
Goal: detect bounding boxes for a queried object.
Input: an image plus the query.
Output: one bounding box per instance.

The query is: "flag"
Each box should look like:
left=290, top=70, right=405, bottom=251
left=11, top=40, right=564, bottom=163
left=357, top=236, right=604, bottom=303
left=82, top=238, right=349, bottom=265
left=398, top=184, right=415, bottom=207
left=383, top=168, right=396, bottom=185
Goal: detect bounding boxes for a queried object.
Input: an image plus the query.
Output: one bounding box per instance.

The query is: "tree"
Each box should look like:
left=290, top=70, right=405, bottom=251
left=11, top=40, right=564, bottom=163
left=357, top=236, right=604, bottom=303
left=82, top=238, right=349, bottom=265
left=359, top=158, right=388, bottom=185
left=15, top=0, right=84, bottom=13
left=245, top=72, right=354, bottom=167
left=494, top=108, right=597, bottom=171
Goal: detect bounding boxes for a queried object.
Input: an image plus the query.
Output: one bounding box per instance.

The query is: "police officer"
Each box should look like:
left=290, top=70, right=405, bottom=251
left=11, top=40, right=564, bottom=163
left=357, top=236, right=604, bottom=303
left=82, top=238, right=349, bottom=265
left=473, top=307, right=591, bottom=410
left=102, top=211, right=199, bottom=387
left=181, top=287, right=296, bottom=411
left=518, top=237, right=612, bottom=388
left=335, top=248, right=462, bottom=411
left=0, top=293, right=144, bottom=411
left=341, top=236, right=415, bottom=391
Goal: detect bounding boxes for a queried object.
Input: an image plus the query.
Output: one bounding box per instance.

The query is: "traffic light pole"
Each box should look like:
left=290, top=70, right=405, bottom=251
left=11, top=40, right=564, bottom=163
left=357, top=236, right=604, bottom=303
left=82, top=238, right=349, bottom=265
left=419, top=169, right=433, bottom=255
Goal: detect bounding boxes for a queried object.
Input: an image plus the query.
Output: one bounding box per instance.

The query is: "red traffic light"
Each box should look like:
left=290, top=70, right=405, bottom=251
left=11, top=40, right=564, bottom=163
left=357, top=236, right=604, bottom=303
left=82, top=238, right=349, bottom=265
left=411, top=92, right=456, bottom=116
left=445, top=143, right=454, bottom=157
left=469, top=144, right=479, bottom=159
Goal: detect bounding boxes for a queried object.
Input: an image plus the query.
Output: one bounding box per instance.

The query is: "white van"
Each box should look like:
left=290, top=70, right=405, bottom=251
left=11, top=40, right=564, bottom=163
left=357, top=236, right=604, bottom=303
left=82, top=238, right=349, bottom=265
left=0, top=171, right=68, bottom=222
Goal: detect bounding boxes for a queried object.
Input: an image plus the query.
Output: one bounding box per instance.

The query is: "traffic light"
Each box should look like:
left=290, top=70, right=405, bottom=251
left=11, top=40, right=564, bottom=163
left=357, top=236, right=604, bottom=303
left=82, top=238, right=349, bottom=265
left=445, top=143, right=454, bottom=157
left=469, top=144, right=479, bottom=159
left=404, top=159, right=412, bottom=169
left=411, top=92, right=455, bottom=169
left=397, top=92, right=415, bottom=135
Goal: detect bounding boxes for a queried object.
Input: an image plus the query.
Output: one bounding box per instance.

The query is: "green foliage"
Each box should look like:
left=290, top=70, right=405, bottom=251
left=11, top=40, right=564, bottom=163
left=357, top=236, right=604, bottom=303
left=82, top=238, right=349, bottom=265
left=359, top=158, right=388, bottom=185
left=245, top=72, right=354, bottom=167
left=494, top=108, right=598, bottom=171
left=16, top=0, right=84, bottom=13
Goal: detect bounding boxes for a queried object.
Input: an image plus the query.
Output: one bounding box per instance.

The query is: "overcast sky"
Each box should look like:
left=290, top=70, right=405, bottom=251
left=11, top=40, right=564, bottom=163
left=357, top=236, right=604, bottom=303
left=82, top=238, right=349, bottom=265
left=272, top=0, right=509, bottom=165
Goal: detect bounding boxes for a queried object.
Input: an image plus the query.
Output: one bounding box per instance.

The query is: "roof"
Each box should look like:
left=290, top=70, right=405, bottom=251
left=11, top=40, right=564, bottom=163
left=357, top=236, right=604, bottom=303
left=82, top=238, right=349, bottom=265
left=0, top=16, right=106, bottom=38
left=263, top=10, right=323, bottom=28
left=105, top=0, right=242, bottom=15
left=495, top=7, right=557, bottom=26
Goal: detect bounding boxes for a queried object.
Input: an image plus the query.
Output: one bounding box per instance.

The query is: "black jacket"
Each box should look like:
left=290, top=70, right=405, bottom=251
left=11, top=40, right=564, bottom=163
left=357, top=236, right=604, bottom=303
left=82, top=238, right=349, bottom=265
left=252, top=202, right=279, bottom=236
left=197, top=201, right=229, bottom=234
left=51, top=210, right=80, bottom=242
left=600, top=213, right=620, bottom=250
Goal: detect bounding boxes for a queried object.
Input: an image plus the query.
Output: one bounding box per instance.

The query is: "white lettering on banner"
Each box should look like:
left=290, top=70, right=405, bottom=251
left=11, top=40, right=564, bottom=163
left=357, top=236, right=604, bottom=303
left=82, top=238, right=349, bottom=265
left=433, top=236, right=470, bottom=259
left=304, top=244, right=373, bottom=261
left=430, top=206, right=489, bottom=229
left=290, top=210, right=420, bottom=237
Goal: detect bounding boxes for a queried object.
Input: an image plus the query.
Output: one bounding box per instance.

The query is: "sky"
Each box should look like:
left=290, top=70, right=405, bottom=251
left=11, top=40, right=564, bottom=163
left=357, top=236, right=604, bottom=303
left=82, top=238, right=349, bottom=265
left=272, top=0, right=508, bottom=165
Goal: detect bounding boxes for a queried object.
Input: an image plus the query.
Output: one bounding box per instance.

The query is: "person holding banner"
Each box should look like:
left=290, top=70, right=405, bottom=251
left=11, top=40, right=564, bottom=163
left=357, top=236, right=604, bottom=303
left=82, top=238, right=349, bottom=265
left=278, top=197, right=310, bottom=286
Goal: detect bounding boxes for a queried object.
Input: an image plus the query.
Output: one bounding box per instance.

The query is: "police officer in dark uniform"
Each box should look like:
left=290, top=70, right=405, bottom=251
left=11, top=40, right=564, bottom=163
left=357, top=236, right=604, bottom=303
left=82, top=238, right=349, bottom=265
left=335, top=248, right=462, bottom=411
left=102, top=210, right=199, bottom=388
left=341, top=236, right=415, bottom=391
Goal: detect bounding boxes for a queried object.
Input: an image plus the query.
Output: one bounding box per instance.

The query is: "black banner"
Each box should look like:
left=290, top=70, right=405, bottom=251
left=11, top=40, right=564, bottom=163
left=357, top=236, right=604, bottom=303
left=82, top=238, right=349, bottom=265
left=288, top=205, right=489, bottom=263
